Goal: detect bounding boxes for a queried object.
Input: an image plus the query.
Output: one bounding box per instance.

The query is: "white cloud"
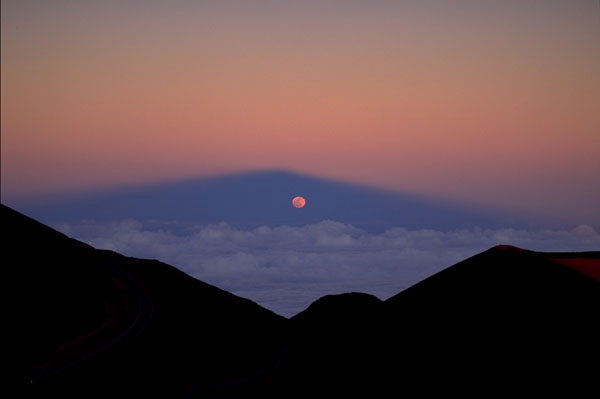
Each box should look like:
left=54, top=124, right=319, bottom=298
left=57, top=220, right=600, bottom=317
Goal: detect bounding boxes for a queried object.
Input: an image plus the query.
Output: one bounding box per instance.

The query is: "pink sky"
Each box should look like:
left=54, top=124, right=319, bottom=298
left=2, top=1, right=599, bottom=224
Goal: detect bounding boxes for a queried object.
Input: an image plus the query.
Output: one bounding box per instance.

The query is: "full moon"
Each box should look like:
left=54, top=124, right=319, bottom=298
left=292, top=196, right=306, bottom=208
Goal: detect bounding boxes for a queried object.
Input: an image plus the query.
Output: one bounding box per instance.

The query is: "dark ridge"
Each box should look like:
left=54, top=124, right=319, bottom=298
left=272, top=245, right=600, bottom=394
left=291, top=292, right=384, bottom=325
left=6, top=204, right=286, bottom=397
left=381, top=245, right=600, bottom=393
left=8, top=204, right=599, bottom=396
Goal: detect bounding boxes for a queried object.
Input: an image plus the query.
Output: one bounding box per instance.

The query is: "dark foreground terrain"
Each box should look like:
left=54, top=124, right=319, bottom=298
left=6, top=204, right=598, bottom=396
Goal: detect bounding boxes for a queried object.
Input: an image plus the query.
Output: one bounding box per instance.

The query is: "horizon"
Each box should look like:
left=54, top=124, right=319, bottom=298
left=4, top=170, right=599, bottom=317
left=2, top=1, right=599, bottom=315
left=4, top=200, right=600, bottom=318
left=3, top=168, right=599, bottom=231
left=2, top=0, right=600, bottom=225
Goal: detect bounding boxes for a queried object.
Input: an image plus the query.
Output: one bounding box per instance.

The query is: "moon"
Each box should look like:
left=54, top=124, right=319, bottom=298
left=292, top=196, right=306, bottom=208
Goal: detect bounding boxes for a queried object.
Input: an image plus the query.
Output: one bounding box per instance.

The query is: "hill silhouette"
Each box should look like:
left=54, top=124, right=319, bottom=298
left=8, top=204, right=285, bottom=397
left=7, top=204, right=598, bottom=396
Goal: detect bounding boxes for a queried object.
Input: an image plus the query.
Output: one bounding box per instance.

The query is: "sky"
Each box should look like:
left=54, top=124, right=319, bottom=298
left=2, top=0, right=600, bottom=224
left=2, top=1, right=599, bottom=317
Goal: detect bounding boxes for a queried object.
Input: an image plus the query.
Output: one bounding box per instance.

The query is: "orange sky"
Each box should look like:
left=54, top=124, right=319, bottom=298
left=2, top=1, right=599, bottom=224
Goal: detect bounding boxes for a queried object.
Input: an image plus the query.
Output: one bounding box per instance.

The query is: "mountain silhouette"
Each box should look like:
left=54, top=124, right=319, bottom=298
left=10, top=170, right=518, bottom=232
left=8, top=204, right=598, bottom=396
left=8, top=204, right=285, bottom=397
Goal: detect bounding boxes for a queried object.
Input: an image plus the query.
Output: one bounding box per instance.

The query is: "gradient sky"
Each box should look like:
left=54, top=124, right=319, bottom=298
left=2, top=1, right=599, bottom=224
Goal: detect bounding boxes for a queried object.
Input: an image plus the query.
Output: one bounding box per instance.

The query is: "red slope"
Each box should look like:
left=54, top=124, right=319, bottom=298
left=549, top=257, right=600, bottom=282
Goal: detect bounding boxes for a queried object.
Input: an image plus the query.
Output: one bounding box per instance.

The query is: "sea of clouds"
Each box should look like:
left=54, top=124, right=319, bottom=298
left=57, top=220, right=600, bottom=317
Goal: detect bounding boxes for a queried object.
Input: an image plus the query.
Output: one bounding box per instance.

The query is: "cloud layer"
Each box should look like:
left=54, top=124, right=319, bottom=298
left=58, top=220, right=600, bottom=317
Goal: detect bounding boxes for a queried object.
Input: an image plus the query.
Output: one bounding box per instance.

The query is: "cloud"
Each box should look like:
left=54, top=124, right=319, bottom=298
left=57, top=220, right=600, bottom=317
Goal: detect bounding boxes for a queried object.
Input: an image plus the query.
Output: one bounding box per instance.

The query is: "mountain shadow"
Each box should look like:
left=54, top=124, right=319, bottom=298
left=10, top=170, right=516, bottom=232
left=8, top=204, right=599, bottom=396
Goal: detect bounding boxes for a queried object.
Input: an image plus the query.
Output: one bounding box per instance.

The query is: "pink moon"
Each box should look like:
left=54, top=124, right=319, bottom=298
left=292, top=196, right=306, bottom=208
